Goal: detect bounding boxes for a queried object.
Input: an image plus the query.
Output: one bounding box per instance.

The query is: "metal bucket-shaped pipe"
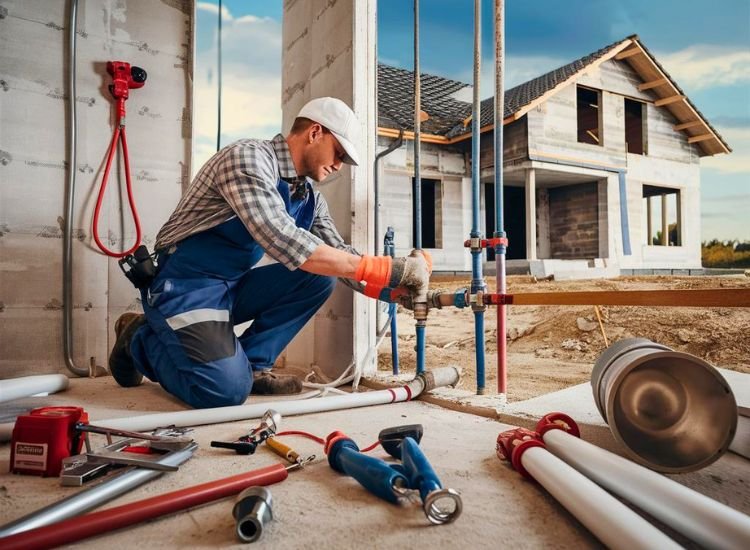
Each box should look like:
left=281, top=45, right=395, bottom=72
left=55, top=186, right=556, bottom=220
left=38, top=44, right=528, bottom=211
left=591, top=338, right=737, bottom=473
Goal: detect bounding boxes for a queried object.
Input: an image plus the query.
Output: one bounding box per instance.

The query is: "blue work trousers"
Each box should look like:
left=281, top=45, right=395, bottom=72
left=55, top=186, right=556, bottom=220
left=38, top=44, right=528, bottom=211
left=131, top=262, right=335, bottom=409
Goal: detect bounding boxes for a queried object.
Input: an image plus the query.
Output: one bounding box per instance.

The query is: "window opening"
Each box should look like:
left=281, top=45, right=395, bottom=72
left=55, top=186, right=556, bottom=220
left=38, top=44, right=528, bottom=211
left=577, top=86, right=601, bottom=145
left=412, top=178, right=441, bottom=248
left=625, top=98, right=646, bottom=155
left=643, top=185, right=681, bottom=246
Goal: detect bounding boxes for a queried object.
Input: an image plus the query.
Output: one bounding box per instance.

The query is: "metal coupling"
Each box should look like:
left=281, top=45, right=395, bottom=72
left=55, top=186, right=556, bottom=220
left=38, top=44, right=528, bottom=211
left=469, top=290, right=487, bottom=312
left=413, top=302, right=429, bottom=322
left=232, top=486, right=273, bottom=543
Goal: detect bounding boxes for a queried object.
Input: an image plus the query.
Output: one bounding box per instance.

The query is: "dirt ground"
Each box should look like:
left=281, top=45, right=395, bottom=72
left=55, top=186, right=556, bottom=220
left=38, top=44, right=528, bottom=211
left=377, top=274, right=750, bottom=402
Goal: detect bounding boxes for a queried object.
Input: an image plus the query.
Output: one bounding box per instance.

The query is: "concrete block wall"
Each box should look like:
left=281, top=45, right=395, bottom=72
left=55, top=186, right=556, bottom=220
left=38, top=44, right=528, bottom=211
left=0, top=0, right=192, bottom=377
left=548, top=182, right=599, bottom=259
left=378, top=139, right=473, bottom=272
left=281, top=0, right=377, bottom=378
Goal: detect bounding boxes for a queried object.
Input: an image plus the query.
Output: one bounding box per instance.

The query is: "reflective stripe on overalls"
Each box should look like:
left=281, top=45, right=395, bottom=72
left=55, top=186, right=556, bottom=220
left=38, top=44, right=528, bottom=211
left=130, top=179, right=318, bottom=408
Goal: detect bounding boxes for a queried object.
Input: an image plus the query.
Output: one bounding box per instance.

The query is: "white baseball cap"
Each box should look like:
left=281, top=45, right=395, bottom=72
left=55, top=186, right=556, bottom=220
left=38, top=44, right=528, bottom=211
left=297, top=97, right=360, bottom=166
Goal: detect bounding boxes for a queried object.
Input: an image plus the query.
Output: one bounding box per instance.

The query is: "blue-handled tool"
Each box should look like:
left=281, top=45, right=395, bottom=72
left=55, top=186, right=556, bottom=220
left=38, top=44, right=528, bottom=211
left=379, top=425, right=463, bottom=524
left=326, top=432, right=408, bottom=504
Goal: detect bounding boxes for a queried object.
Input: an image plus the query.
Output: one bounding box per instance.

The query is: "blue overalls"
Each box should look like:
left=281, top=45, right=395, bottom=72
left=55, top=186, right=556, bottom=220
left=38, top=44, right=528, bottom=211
left=130, top=180, right=336, bottom=408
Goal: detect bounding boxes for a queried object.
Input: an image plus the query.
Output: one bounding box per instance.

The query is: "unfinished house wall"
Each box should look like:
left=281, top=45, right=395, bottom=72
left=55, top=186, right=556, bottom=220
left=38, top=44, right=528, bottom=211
left=548, top=182, right=599, bottom=258
left=378, top=139, right=472, bottom=272
left=0, top=0, right=192, bottom=377
left=527, top=58, right=703, bottom=271
left=281, top=0, right=376, bottom=378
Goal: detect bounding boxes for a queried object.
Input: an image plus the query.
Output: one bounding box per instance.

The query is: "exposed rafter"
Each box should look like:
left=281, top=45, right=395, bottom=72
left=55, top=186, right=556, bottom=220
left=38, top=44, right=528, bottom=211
left=688, top=134, right=714, bottom=144
left=673, top=120, right=703, bottom=131
left=654, top=95, right=685, bottom=107
left=638, top=78, right=668, bottom=91
left=615, top=47, right=641, bottom=60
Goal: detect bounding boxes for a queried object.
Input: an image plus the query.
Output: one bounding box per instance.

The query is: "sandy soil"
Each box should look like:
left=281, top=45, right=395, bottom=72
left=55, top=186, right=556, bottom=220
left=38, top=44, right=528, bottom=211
left=377, top=274, right=750, bottom=402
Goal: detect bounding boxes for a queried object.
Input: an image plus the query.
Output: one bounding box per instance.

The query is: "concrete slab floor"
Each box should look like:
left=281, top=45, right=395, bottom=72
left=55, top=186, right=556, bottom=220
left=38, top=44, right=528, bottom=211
left=0, top=376, right=747, bottom=548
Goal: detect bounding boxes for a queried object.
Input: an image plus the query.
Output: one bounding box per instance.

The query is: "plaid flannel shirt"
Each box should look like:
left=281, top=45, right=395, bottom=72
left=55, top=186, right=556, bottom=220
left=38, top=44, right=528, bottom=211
left=155, top=134, right=358, bottom=270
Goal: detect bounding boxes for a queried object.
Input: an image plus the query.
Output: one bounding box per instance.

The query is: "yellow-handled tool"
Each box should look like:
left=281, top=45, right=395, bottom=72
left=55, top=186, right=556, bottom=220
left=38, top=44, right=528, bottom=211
left=266, top=437, right=302, bottom=465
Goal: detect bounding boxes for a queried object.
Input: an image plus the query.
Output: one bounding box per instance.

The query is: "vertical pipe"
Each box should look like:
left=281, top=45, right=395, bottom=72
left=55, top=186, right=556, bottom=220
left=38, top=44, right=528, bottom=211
left=471, top=0, right=487, bottom=394
left=413, top=0, right=422, bottom=250
left=63, top=0, right=88, bottom=377
left=384, top=228, right=399, bottom=375
left=494, top=0, right=507, bottom=395
left=390, top=304, right=399, bottom=375
left=415, top=324, right=426, bottom=375
left=216, top=0, right=223, bottom=151
left=413, top=0, right=426, bottom=375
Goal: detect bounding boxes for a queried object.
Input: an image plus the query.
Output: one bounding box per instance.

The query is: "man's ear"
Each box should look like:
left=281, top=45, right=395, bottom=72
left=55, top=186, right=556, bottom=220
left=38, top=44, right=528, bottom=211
left=308, top=123, right=324, bottom=143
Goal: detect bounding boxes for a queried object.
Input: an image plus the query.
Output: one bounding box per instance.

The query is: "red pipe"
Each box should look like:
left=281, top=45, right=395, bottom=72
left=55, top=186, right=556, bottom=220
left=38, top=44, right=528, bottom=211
left=0, top=463, right=288, bottom=550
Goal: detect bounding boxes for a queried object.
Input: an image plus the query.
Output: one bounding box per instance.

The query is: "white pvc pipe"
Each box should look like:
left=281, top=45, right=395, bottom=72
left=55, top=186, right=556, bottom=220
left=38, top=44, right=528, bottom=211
left=542, top=429, right=750, bottom=550
left=83, top=367, right=459, bottom=433
left=521, top=446, right=680, bottom=550
left=0, top=375, right=70, bottom=404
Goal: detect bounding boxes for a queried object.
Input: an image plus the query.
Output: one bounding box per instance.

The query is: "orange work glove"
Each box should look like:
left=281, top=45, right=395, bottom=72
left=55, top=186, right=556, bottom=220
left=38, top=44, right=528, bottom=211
left=355, top=251, right=430, bottom=292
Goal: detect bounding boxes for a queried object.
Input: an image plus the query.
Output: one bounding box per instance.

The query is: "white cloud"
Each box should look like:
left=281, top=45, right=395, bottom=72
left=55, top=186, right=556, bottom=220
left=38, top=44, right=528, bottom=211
left=196, top=1, right=231, bottom=20
left=657, top=45, right=750, bottom=90
left=701, top=125, right=750, bottom=174
left=192, top=6, right=283, bottom=174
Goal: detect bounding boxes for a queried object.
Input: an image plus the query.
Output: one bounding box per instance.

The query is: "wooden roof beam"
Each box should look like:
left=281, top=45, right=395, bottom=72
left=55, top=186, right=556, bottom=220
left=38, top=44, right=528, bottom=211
left=654, top=94, right=685, bottom=107
left=673, top=120, right=703, bottom=131
left=615, top=47, right=642, bottom=60
left=638, top=78, right=668, bottom=91
left=688, top=133, right=714, bottom=144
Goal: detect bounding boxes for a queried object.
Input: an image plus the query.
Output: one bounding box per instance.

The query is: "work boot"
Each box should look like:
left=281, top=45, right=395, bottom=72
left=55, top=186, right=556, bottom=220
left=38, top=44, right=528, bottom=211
left=251, top=370, right=302, bottom=395
left=108, top=312, right=146, bottom=387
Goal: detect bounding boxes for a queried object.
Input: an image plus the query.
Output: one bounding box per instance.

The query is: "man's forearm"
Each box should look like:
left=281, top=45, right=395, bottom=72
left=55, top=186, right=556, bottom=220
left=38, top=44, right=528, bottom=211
left=300, top=243, right=361, bottom=279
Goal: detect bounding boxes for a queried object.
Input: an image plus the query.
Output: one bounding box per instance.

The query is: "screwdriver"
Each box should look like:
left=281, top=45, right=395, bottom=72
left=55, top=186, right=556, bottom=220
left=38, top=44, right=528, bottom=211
left=266, top=437, right=304, bottom=465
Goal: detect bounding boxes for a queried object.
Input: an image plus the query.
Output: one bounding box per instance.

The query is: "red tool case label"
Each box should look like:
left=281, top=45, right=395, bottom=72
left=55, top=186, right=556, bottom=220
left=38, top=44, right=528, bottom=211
left=12, top=442, right=49, bottom=472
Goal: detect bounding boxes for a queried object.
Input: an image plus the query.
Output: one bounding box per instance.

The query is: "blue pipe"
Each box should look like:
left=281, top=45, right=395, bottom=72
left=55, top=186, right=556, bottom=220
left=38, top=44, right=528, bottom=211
left=390, top=303, right=399, bottom=375
left=415, top=324, right=426, bottom=375
left=470, top=0, right=486, bottom=394
left=383, top=227, right=399, bottom=374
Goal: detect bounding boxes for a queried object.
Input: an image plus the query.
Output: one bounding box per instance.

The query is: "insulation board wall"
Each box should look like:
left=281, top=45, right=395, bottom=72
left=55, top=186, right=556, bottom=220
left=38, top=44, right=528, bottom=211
left=0, top=0, right=192, bottom=377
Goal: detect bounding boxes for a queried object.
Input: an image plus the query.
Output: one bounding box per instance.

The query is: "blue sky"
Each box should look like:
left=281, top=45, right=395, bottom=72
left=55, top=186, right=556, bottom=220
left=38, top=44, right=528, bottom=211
left=195, top=0, right=749, bottom=241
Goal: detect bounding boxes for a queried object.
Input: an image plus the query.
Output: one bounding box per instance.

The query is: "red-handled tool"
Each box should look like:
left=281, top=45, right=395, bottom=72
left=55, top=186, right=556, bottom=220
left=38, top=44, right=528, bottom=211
left=92, top=61, right=147, bottom=258
left=0, top=460, right=311, bottom=550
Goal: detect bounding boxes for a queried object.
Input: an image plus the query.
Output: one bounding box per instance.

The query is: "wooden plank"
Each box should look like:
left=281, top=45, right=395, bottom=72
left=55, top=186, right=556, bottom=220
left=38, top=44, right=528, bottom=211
left=654, top=95, right=685, bottom=107
left=688, top=133, right=714, bottom=144
left=673, top=120, right=703, bottom=131
left=638, top=78, right=668, bottom=91
left=502, top=289, right=750, bottom=307
left=615, top=47, right=642, bottom=60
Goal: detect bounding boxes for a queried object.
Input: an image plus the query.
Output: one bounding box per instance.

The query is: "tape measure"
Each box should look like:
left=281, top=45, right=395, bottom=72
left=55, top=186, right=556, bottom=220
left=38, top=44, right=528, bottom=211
left=10, top=406, right=88, bottom=477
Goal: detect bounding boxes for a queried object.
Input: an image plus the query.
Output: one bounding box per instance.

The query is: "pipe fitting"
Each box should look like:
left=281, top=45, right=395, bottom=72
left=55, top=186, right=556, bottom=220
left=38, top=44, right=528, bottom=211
left=233, top=486, right=273, bottom=543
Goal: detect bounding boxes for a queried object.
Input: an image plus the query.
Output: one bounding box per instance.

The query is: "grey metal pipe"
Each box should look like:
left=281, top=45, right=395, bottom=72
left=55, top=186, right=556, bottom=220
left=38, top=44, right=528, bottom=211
left=63, top=0, right=88, bottom=377
left=0, top=443, right=198, bottom=537
left=413, top=0, right=421, bottom=249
